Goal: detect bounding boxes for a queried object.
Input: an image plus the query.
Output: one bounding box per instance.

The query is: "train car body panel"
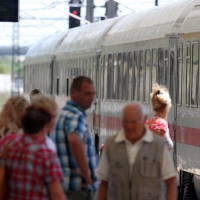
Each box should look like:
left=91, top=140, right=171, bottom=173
left=24, top=0, right=200, bottom=198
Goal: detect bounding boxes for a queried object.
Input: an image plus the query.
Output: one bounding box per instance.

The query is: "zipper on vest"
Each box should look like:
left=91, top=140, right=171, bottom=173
left=129, top=181, right=132, bottom=200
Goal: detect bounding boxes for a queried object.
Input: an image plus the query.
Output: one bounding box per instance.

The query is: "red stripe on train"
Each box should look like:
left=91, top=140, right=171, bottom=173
left=87, top=113, right=200, bottom=147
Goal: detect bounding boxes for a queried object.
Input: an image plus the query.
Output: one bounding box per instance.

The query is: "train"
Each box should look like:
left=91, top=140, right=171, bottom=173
left=24, top=0, right=200, bottom=198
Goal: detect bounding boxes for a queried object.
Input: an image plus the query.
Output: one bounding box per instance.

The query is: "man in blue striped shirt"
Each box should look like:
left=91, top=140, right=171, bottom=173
left=50, top=76, right=98, bottom=200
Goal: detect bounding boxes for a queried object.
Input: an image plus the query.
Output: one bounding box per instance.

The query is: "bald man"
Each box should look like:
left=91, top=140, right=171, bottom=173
left=96, top=102, right=177, bottom=200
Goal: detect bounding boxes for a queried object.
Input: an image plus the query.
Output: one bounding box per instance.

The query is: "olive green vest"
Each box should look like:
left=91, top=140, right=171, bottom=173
left=106, top=133, right=165, bottom=200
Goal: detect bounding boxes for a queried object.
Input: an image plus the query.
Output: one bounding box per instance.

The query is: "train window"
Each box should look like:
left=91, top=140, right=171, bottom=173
left=92, top=57, right=95, bottom=80
left=88, top=57, right=91, bottom=78
left=178, top=43, right=183, bottom=105
left=133, top=51, right=138, bottom=101
left=103, top=55, right=108, bottom=99
left=145, top=49, right=151, bottom=103
left=113, top=53, right=118, bottom=100
left=122, top=52, right=129, bottom=101
left=101, top=56, right=104, bottom=99
left=107, top=54, right=113, bottom=100
left=164, top=49, right=168, bottom=86
left=79, top=58, right=82, bottom=74
left=158, top=48, right=164, bottom=85
left=66, top=78, right=69, bottom=97
left=128, top=52, right=134, bottom=101
left=191, top=42, right=199, bottom=106
left=152, top=49, right=157, bottom=87
left=56, top=77, right=59, bottom=96
left=139, top=50, right=144, bottom=101
left=186, top=42, right=191, bottom=105
left=82, top=58, right=86, bottom=75
left=117, top=53, right=123, bottom=100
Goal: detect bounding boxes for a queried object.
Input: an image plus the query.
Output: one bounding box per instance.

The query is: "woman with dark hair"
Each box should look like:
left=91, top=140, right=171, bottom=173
left=145, top=83, right=173, bottom=150
left=5, top=103, right=67, bottom=200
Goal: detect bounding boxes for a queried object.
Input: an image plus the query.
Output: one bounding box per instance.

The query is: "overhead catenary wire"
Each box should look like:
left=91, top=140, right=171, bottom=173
left=34, top=0, right=91, bottom=24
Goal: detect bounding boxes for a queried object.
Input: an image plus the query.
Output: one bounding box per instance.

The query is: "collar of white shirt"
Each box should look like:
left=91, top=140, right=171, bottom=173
left=114, top=126, right=154, bottom=144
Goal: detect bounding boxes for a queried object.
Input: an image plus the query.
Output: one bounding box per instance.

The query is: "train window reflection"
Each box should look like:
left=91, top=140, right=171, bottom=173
left=128, top=52, right=133, bottom=101
left=152, top=49, right=157, bottom=87
left=145, top=49, right=151, bottom=103
left=164, top=49, right=168, bottom=86
left=103, top=55, right=108, bottom=100
left=113, top=54, right=118, bottom=100
left=66, top=78, right=69, bottom=97
left=118, top=53, right=123, bottom=100
left=191, top=42, right=199, bottom=106
left=123, top=52, right=129, bottom=101
left=178, top=43, right=183, bottom=105
left=158, top=48, right=164, bottom=85
left=186, top=42, right=191, bottom=105
left=107, top=54, right=113, bottom=100
left=56, top=77, right=59, bottom=96
left=139, top=51, right=144, bottom=102
left=134, top=51, right=138, bottom=101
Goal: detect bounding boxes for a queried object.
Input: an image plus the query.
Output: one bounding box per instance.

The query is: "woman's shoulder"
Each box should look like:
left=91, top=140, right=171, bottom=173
left=146, top=117, right=167, bottom=124
left=0, top=133, right=18, bottom=147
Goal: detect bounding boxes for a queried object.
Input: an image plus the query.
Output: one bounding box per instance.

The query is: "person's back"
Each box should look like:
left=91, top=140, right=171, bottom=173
left=5, top=101, right=67, bottom=200
left=6, top=135, right=61, bottom=200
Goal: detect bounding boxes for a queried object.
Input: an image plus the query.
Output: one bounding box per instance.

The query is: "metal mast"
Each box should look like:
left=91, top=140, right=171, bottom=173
left=155, top=0, right=158, bottom=6
left=86, top=0, right=94, bottom=22
left=107, top=0, right=118, bottom=19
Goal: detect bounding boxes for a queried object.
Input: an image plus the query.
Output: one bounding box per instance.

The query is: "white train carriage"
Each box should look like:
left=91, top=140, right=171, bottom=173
left=24, top=0, right=200, bottom=198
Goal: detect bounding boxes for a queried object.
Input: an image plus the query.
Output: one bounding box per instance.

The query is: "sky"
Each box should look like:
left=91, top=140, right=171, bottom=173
left=0, top=0, right=180, bottom=47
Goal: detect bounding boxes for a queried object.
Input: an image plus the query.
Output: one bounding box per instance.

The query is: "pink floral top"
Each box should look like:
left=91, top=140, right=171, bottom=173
left=145, top=117, right=168, bottom=137
left=145, top=117, right=173, bottom=150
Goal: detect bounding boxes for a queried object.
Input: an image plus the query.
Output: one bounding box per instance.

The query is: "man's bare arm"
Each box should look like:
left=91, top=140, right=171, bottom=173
left=68, top=132, right=92, bottom=185
left=48, top=181, right=67, bottom=200
left=96, top=180, right=108, bottom=200
left=165, top=177, right=177, bottom=200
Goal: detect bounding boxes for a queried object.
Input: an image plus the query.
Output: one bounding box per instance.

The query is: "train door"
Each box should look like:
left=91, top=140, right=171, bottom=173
left=168, top=36, right=179, bottom=168
left=93, top=50, right=101, bottom=154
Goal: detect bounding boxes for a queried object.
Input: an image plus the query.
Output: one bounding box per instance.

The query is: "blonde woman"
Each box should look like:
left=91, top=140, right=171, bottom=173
left=30, top=94, right=58, bottom=153
left=0, top=96, right=29, bottom=146
left=145, top=83, right=173, bottom=150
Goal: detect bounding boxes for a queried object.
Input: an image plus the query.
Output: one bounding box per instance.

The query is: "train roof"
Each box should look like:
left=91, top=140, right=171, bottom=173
left=24, top=30, right=68, bottom=65
left=103, top=0, right=200, bottom=46
left=54, top=17, right=123, bottom=57
left=25, top=0, right=200, bottom=64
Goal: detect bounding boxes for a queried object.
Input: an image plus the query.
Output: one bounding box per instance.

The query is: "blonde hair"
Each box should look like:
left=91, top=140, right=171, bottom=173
left=150, top=83, right=172, bottom=113
left=29, top=89, right=43, bottom=102
left=0, top=96, right=29, bottom=138
left=30, top=96, right=58, bottom=117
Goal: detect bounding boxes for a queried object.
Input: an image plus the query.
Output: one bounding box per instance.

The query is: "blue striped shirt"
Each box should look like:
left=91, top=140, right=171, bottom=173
left=50, top=100, right=98, bottom=192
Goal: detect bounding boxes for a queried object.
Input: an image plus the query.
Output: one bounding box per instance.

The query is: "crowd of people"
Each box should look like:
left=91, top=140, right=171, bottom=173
left=0, top=76, right=177, bottom=200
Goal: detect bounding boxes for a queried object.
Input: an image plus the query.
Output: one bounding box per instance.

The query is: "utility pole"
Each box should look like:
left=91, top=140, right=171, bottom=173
left=86, top=0, right=94, bottom=23
left=107, top=0, right=118, bottom=19
left=155, top=0, right=158, bottom=6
